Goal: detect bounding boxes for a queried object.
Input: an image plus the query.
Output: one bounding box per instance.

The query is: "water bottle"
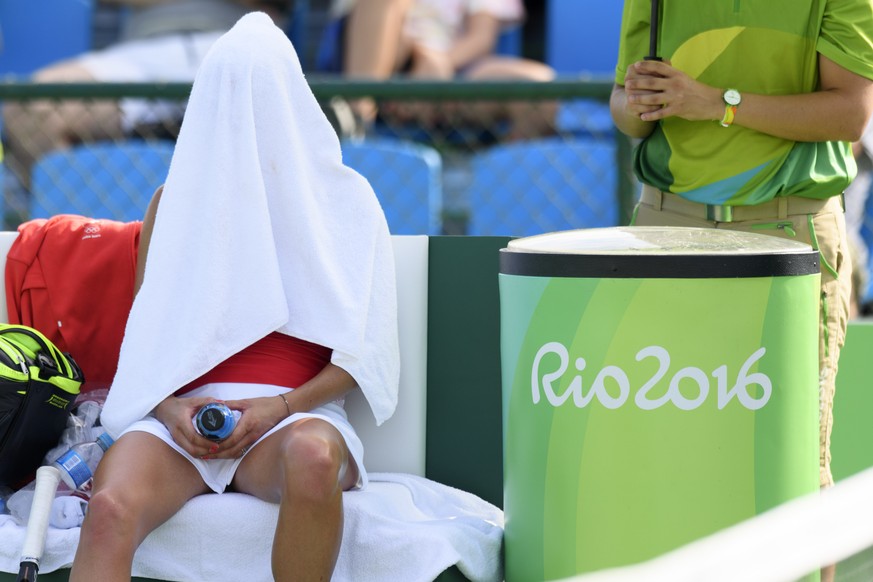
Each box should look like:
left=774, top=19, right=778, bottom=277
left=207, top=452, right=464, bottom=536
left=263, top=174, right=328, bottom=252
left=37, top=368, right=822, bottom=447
left=51, top=432, right=114, bottom=493
left=194, top=403, right=240, bottom=441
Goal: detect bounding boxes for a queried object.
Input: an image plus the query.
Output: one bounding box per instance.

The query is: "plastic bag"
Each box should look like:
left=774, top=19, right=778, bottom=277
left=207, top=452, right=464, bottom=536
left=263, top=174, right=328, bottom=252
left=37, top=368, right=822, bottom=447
left=43, top=389, right=108, bottom=466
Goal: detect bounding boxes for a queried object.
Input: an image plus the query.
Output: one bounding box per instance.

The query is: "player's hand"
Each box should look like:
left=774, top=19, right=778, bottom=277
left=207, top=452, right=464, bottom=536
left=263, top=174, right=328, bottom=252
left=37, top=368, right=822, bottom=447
left=203, top=395, right=289, bottom=460
left=154, top=395, right=219, bottom=458
left=625, top=59, right=723, bottom=123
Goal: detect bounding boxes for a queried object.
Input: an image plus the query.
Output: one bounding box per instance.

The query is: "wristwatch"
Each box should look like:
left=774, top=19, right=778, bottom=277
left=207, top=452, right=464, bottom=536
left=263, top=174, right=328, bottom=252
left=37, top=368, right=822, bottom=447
left=721, top=89, right=741, bottom=127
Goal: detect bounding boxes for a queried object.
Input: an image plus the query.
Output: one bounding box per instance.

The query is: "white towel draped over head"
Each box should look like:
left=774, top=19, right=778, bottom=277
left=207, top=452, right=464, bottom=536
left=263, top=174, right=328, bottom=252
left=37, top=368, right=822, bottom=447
left=101, top=12, right=400, bottom=435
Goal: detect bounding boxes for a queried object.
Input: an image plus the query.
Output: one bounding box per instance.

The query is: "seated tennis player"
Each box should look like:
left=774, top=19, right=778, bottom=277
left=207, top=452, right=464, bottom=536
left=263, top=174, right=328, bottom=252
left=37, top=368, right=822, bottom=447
left=70, top=12, right=400, bottom=581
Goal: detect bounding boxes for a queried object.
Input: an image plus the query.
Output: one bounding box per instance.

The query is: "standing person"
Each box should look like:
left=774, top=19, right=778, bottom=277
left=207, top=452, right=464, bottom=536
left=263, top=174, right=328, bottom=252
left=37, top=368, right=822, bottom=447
left=69, top=11, right=400, bottom=581
left=610, top=0, right=873, bottom=493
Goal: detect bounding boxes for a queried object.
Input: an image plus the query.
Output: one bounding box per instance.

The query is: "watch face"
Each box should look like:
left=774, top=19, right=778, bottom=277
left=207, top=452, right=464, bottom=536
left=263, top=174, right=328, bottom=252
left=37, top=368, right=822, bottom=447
left=724, top=89, right=741, bottom=106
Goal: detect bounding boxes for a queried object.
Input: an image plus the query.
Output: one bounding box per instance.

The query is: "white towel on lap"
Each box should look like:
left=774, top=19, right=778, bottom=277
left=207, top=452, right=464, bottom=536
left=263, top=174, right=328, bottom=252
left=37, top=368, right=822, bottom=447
left=0, top=474, right=504, bottom=582
left=101, top=11, right=400, bottom=436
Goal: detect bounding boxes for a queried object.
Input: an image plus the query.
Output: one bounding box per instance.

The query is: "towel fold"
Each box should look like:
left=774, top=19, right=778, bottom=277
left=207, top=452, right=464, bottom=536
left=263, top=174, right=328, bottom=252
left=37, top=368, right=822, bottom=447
left=337, top=473, right=504, bottom=582
left=0, top=473, right=504, bottom=581
left=101, top=12, right=400, bottom=436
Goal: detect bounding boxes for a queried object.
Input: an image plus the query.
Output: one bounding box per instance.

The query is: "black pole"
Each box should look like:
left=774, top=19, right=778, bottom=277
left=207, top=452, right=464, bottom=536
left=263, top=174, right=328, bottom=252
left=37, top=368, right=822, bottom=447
left=645, top=0, right=662, bottom=61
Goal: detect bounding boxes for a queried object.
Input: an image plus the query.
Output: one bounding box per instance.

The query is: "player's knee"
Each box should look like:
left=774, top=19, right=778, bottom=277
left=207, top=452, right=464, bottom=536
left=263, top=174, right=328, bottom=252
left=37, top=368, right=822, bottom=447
left=280, top=425, right=345, bottom=501
left=83, top=487, right=138, bottom=539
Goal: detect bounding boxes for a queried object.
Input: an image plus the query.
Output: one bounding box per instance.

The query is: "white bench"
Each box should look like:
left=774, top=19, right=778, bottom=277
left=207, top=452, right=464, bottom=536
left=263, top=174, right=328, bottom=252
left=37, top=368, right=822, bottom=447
left=0, top=233, right=503, bottom=582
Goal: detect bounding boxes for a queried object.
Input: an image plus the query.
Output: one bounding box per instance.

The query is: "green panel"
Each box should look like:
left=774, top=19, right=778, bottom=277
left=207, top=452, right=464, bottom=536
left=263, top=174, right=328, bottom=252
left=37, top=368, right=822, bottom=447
left=425, top=235, right=511, bottom=509
left=831, top=321, right=873, bottom=482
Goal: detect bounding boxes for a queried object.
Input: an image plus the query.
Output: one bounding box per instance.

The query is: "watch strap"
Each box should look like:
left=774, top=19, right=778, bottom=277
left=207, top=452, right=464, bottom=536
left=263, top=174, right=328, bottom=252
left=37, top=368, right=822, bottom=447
left=720, top=104, right=737, bottom=127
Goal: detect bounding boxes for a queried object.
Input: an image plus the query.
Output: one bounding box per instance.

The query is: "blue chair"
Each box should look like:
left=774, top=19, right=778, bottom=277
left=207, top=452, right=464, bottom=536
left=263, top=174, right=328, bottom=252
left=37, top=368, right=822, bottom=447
left=30, top=140, right=175, bottom=222
left=556, top=98, right=616, bottom=138
left=0, top=0, right=95, bottom=76
left=545, top=0, right=622, bottom=77
left=314, top=16, right=345, bottom=74
left=284, top=0, right=311, bottom=67
left=466, top=137, right=618, bottom=236
left=342, top=138, right=443, bottom=235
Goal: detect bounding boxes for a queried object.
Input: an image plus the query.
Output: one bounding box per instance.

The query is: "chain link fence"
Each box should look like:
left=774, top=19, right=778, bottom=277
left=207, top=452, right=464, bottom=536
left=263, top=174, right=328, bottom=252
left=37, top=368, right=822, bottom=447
left=0, top=80, right=638, bottom=235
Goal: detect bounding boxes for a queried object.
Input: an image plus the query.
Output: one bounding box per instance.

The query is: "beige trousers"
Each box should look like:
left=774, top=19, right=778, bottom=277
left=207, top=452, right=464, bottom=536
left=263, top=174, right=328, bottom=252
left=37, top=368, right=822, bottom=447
left=634, top=185, right=852, bottom=488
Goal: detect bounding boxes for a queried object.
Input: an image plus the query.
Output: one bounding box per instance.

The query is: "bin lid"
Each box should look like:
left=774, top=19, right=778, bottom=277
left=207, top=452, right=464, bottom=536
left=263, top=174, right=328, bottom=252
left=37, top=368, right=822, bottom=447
left=500, top=226, right=820, bottom=278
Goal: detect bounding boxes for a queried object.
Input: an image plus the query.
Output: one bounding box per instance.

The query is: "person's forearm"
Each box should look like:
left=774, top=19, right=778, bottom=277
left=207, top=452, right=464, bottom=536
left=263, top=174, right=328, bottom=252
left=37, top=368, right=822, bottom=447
left=448, top=13, right=499, bottom=70
left=736, top=54, right=872, bottom=142
left=135, top=185, right=163, bottom=295
left=732, top=90, right=870, bottom=143
left=610, top=84, right=656, bottom=139
left=616, top=84, right=869, bottom=143
left=282, top=363, right=358, bottom=416
left=624, top=55, right=873, bottom=143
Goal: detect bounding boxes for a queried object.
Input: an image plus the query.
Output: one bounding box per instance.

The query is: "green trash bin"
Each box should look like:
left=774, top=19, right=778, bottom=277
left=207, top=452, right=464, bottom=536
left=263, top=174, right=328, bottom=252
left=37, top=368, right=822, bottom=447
left=499, top=226, right=821, bottom=581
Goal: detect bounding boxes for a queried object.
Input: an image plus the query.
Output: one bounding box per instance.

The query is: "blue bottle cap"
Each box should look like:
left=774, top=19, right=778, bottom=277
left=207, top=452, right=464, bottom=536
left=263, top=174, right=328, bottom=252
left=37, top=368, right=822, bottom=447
left=195, top=403, right=236, bottom=441
left=96, top=432, right=114, bottom=451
